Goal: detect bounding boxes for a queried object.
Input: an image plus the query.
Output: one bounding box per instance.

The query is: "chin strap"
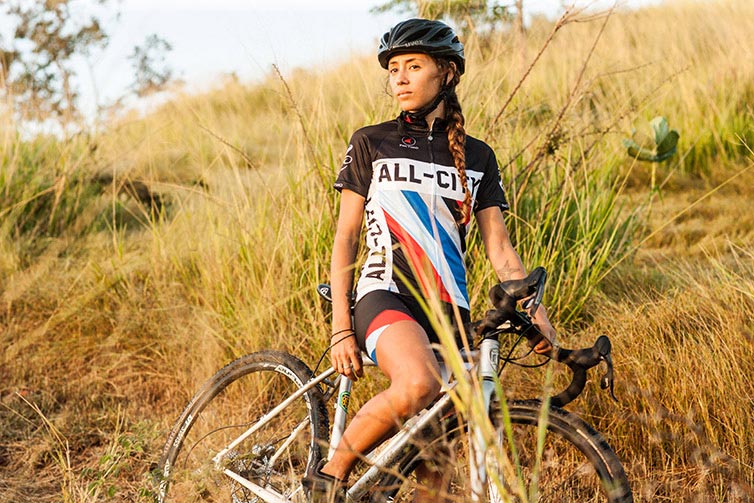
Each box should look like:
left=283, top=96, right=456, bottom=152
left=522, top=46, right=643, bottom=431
left=400, top=84, right=448, bottom=125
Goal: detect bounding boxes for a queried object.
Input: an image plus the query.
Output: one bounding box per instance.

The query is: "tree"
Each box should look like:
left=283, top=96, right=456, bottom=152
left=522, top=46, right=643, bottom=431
left=0, top=0, right=173, bottom=123
left=1, top=0, right=109, bottom=120
left=129, top=34, right=174, bottom=98
left=371, top=0, right=517, bottom=36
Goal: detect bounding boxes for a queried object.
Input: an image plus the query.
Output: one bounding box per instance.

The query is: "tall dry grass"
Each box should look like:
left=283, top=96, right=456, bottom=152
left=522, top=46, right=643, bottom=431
left=1, top=0, right=753, bottom=500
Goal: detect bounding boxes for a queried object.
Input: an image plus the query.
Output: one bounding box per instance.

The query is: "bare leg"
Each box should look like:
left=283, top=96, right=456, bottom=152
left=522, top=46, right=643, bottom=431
left=320, top=320, right=442, bottom=481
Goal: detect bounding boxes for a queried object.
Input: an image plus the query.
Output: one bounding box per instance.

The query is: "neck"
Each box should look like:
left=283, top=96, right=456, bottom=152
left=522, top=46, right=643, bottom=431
left=423, top=102, right=446, bottom=126
left=400, top=87, right=448, bottom=126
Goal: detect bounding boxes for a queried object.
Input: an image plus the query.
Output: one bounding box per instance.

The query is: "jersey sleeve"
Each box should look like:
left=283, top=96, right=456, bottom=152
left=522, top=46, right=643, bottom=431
left=474, top=146, right=510, bottom=213
left=334, top=129, right=372, bottom=197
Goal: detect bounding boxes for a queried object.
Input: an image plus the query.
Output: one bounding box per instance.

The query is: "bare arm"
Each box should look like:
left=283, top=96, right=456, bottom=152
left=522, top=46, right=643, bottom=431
left=476, top=206, right=557, bottom=352
left=476, top=206, right=527, bottom=282
left=330, top=189, right=366, bottom=379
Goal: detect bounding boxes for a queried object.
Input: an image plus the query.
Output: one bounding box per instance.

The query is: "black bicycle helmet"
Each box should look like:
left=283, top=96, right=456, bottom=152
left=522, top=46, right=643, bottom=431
left=378, top=18, right=465, bottom=75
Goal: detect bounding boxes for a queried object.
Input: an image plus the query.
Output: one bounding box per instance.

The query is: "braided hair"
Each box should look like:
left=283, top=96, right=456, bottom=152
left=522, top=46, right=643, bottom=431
left=439, top=60, right=471, bottom=224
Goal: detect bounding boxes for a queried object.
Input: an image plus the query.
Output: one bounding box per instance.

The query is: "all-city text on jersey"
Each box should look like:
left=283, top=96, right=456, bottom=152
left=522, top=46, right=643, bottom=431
left=335, top=116, right=509, bottom=310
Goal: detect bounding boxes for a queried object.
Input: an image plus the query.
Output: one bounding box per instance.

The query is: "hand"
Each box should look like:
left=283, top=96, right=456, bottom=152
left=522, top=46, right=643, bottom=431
left=530, top=307, right=557, bottom=355
left=330, top=332, right=364, bottom=381
left=531, top=329, right=555, bottom=354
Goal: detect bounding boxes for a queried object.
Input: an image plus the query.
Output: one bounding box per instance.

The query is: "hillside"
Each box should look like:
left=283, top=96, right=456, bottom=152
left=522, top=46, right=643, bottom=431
left=1, top=1, right=753, bottom=501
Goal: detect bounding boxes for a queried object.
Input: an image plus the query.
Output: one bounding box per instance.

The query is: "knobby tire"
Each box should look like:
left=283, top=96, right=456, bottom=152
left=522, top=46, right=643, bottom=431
left=370, top=399, right=632, bottom=503
left=154, top=350, right=329, bottom=503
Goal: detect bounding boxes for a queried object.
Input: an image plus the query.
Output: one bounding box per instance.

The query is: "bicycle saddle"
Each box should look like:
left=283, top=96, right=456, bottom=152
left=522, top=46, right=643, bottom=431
left=316, top=284, right=357, bottom=305
left=317, top=284, right=333, bottom=303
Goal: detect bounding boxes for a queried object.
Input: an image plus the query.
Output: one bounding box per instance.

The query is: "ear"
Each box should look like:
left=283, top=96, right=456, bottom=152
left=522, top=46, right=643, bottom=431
left=445, top=61, right=457, bottom=85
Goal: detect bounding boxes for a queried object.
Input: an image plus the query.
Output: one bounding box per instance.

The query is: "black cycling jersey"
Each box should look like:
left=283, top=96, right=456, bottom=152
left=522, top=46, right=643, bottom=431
left=335, top=115, right=508, bottom=311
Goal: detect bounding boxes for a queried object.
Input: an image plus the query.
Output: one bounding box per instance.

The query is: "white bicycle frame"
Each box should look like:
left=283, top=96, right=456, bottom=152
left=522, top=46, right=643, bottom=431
left=210, top=338, right=502, bottom=503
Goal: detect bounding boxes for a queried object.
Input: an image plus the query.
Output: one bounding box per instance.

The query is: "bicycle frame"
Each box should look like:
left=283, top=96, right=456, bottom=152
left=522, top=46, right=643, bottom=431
left=163, top=273, right=627, bottom=503
left=209, top=338, right=501, bottom=503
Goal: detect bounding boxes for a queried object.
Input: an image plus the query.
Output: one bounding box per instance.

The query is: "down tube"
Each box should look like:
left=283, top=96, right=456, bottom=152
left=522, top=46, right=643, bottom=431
left=348, top=390, right=456, bottom=500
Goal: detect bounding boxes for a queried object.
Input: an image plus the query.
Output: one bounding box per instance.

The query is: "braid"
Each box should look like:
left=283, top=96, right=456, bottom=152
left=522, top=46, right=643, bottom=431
left=443, top=66, right=472, bottom=224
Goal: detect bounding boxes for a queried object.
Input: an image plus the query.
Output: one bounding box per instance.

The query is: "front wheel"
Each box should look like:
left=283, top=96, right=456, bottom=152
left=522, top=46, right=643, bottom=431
left=372, top=399, right=632, bottom=503
left=154, top=350, right=329, bottom=503
left=487, top=399, right=632, bottom=502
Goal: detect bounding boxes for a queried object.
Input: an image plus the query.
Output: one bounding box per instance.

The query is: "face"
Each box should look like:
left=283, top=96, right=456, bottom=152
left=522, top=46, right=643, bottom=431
left=388, top=53, right=448, bottom=112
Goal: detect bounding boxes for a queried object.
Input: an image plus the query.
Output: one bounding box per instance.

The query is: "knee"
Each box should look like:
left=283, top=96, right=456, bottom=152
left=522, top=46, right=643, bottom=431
left=389, top=375, right=441, bottom=418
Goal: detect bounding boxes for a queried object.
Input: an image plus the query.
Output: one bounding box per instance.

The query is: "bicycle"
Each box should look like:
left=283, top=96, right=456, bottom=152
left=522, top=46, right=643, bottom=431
left=153, top=267, right=633, bottom=502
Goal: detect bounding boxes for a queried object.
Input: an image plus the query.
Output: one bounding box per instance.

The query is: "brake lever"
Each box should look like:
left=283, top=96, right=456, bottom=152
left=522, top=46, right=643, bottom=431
left=594, top=335, right=618, bottom=402
left=594, top=335, right=620, bottom=403
left=476, top=306, right=621, bottom=405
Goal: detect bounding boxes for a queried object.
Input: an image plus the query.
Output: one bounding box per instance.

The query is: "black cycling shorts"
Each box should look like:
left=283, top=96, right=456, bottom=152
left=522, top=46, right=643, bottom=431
left=353, top=290, right=471, bottom=364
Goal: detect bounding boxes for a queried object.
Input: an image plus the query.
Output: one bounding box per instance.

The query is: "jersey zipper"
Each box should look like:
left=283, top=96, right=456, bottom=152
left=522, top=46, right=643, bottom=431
left=427, top=120, right=436, bottom=213
left=428, top=120, right=441, bottom=261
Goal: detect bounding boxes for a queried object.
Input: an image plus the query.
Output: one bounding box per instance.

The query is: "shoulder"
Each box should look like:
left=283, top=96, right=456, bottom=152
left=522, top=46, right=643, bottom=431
left=346, top=120, right=399, bottom=157
left=465, top=134, right=495, bottom=156
left=351, top=119, right=398, bottom=141
left=465, top=134, right=498, bottom=168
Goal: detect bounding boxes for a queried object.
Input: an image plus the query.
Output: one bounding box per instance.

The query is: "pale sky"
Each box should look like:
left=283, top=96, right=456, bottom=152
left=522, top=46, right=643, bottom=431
left=84, top=1, right=404, bottom=118
left=2, top=0, right=665, bottom=121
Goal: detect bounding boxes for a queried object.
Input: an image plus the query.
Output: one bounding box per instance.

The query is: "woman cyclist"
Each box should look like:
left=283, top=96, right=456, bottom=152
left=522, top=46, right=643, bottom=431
left=304, top=18, right=557, bottom=503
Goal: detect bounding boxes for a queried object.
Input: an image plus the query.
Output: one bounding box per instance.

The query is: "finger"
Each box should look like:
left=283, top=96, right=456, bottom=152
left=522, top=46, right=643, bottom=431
left=332, top=360, right=345, bottom=374
left=352, top=359, right=364, bottom=378
left=342, top=363, right=357, bottom=381
left=533, top=338, right=552, bottom=354
left=335, top=358, right=351, bottom=375
left=345, top=346, right=363, bottom=377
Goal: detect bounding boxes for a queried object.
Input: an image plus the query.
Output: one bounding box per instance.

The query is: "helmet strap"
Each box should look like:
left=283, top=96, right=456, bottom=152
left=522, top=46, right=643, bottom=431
left=400, top=83, right=448, bottom=125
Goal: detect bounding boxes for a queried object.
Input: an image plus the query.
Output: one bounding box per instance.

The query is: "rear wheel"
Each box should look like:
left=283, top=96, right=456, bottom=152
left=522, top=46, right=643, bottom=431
left=155, top=351, right=329, bottom=503
left=371, top=399, right=632, bottom=503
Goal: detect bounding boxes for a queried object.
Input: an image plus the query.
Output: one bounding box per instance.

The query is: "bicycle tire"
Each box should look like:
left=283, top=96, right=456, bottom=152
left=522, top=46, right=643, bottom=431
left=370, top=399, right=632, bottom=503
left=154, top=350, right=329, bottom=503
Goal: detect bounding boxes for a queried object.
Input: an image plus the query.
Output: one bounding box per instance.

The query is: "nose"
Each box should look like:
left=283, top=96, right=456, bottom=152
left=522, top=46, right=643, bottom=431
left=393, top=68, right=408, bottom=85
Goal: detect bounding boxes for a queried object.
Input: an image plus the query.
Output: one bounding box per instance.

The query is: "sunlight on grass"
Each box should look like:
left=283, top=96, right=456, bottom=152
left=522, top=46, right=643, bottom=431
left=1, top=1, right=754, bottom=501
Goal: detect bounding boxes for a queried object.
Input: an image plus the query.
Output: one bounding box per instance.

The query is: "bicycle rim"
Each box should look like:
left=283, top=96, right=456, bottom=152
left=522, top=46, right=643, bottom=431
left=489, top=399, right=632, bottom=503
left=155, top=351, right=329, bottom=503
left=372, top=399, right=631, bottom=503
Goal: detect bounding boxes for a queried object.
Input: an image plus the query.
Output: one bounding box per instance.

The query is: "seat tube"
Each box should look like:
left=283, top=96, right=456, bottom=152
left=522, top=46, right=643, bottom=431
left=328, top=376, right=353, bottom=459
